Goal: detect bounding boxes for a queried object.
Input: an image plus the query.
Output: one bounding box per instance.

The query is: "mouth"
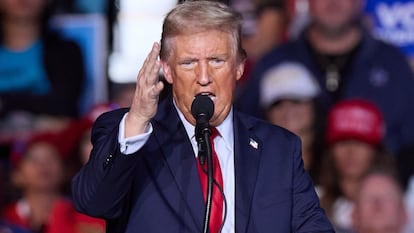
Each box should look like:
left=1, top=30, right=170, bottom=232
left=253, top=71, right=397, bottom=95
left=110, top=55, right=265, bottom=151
left=196, top=92, right=216, bottom=102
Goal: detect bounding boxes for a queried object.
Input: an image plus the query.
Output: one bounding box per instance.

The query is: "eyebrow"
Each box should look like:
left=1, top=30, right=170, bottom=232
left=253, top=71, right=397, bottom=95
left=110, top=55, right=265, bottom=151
left=176, top=53, right=229, bottom=63
left=208, top=54, right=228, bottom=59
left=178, top=57, right=198, bottom=63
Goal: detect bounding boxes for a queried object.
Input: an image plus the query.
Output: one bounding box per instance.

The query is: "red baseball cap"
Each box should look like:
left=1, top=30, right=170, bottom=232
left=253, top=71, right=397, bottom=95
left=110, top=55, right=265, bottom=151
left=326, top=99, right=385, bottom=146
left=9, top=102, right=120, bottom=168
left=10, top=131, right=68, bottom=168
left=63, top=102, right=120, bottom=142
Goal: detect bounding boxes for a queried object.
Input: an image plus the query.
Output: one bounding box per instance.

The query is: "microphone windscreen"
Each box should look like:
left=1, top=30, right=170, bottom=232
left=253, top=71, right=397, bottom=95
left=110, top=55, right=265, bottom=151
left=191, top=94, right=214, bottom=120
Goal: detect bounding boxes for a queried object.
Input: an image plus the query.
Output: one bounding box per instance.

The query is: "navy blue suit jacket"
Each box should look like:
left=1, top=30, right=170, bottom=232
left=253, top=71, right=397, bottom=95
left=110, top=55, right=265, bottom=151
left=72, top=96, right=334, bottom=233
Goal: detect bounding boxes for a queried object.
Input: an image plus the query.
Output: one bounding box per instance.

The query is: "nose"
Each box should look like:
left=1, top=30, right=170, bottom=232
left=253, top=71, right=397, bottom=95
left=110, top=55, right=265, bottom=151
left=196, top=62, right=211, bottom=86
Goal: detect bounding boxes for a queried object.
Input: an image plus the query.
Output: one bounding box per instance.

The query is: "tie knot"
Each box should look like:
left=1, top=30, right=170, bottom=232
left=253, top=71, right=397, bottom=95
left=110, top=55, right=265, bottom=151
left=210, top=127, right=219, bottom=140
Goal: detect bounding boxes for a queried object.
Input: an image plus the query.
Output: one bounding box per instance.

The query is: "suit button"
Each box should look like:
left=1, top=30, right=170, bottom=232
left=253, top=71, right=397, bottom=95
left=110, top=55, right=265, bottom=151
left=103, top=154, right=114, bottom=168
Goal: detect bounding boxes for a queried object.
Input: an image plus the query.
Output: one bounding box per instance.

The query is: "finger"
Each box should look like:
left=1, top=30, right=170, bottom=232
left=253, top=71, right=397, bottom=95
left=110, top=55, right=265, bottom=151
left=137, top=42, right=160, bottom=84
left=149, top=80, right=165, bottom=98
left=145, top=43, right=161, bottom=86
left=133, top=43, right=162, bottom=109
left=147, top=60, right=161, bottom=86
left=137, top=61, right=161, bottom=101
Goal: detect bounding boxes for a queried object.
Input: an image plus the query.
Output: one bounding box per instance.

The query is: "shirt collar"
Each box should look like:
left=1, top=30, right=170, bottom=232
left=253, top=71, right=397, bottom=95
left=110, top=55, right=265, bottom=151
left=174, top=100, right=234, bottom=149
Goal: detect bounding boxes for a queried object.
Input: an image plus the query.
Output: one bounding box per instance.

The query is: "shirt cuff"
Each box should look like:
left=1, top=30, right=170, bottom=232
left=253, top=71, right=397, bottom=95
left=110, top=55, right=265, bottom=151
left=118, top=113, right=153, bottom=155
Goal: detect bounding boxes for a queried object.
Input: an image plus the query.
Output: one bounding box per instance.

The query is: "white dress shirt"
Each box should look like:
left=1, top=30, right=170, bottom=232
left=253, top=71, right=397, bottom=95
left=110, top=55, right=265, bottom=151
left=118, top=105, right=235, bottom=232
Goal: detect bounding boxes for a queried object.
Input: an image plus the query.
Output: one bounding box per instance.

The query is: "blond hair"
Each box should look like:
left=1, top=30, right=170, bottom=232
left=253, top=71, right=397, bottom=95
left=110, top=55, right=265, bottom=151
left=160, top=0, right=246, bottom=63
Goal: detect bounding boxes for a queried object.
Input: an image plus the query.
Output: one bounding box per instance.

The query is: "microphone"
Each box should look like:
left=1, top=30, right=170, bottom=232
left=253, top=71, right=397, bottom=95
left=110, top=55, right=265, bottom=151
left=191, top=94, right=215, bottom=233
left=191, top=94, right=214, bottom=165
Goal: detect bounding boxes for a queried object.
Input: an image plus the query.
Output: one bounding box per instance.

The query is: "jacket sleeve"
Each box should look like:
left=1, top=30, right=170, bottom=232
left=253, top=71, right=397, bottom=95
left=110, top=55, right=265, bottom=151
left=395, top=52, right=414, bottom=153
left=290, top=136, right=335, bottom=233
left=72, top=108, right=139, bottom=219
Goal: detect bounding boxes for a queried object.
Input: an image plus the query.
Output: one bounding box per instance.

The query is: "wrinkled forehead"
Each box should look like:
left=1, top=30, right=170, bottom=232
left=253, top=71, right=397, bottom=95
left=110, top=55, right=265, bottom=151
left=163, top=30, right=239, bottom=62
left=358, top=175, right=403, bottom=201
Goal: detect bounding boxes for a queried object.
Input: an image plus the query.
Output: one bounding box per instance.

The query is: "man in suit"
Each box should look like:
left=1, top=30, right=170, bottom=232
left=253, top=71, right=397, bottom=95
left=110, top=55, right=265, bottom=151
left=72, top=1, right=333, bottom=232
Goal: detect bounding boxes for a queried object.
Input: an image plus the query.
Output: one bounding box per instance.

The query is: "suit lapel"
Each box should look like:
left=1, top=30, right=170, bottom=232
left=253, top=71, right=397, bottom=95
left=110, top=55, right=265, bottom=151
left=233, top=112, right=261, bottom=233
left=151, top=97, right=205, bottom=231
left=150, top=100, right=261, bottom=232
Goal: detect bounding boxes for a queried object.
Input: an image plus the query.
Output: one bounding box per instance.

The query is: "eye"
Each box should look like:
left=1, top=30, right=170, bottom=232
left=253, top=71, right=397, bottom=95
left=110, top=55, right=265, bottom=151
left=209, top=58, right=225, bottom=67
left=179, top=60, right=196, bottom=69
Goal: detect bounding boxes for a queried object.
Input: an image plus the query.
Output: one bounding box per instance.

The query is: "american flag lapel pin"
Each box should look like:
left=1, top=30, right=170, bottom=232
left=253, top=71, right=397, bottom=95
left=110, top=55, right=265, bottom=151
left=249, top=138, right=258, bottom=149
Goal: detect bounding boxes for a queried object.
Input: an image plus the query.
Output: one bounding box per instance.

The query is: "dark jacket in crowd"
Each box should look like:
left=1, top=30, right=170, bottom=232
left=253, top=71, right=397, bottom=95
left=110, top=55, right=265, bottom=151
left=0, top=33, right=84, bottom=118
left=236, top=28, right=414, bottom=154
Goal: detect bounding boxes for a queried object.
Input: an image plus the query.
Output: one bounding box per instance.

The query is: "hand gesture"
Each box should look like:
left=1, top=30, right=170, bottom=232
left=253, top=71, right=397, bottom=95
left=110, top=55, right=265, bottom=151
left=124, top=43, right=164, bottom=137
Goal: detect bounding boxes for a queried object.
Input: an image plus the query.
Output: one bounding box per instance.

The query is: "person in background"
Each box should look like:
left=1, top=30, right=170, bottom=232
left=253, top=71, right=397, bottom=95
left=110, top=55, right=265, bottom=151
left=318, top=99, right=394, bottom=233
left=224, top=0, right=286, bottom=100
left=72, top=1, right=334, bottom=232
left=73, top=103, right=120, bottom=166
left=1, top=131, right=104, bottom=233
left=42, top=102, right=121, bottom=194
left=396, top=146, right=414, bottom=233
left=352, top=170, right=408, bottom=233
left=229, top=0, right=286, bottom=61
left=259, top=61, right=321, bottom=181
left=52, top=103, right=121, bottom=180
left=0, top=161, right=29, bottom=233
left=0, top=0, right=85, bottom=143
left=236, top=0, right=414, bottom=155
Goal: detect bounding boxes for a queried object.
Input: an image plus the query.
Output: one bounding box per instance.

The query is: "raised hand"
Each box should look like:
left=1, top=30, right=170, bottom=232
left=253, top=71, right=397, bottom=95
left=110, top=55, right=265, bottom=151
left=124, top=42, right=164, bottom=137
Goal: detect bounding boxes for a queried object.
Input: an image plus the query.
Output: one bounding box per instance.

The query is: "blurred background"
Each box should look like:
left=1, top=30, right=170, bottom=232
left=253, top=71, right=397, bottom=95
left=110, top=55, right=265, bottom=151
left=0, top=0, right=414, bottom=233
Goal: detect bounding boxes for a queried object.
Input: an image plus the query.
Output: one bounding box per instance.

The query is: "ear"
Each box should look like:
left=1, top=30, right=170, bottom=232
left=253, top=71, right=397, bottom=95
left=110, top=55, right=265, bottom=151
left=161, top=61, right=173, bottom=84
left=236, top=61, right=245, bottom=81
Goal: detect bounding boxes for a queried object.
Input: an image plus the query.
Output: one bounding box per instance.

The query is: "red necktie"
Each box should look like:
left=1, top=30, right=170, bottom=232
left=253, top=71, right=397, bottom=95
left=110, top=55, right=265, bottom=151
left=196, top=127, right=224, bottom=233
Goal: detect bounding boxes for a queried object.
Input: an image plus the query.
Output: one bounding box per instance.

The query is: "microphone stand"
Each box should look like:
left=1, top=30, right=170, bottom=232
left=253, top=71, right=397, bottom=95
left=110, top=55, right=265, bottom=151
left=191, top=94, right=215, bottom=233
left=197, top=126, right=214, bottom=233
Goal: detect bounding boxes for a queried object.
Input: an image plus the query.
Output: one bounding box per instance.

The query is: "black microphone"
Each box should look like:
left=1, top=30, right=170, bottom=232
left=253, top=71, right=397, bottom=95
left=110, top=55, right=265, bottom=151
left=191, top=94, right=214, bottom=165
left=191, top=94, right=215, bottom=233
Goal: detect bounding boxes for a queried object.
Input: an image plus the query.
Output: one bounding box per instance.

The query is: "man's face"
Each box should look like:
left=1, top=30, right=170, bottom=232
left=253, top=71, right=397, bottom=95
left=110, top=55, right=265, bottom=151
left=309, top=0, right=362, bottom=34
left=162, top=30, right=244, bottom=126
left=353, top=175, right=407, bottom=233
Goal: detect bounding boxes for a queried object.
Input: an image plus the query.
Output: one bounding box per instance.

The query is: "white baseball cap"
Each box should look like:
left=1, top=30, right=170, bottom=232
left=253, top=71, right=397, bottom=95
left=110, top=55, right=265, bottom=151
left=260, top=62, right=320, bottom=108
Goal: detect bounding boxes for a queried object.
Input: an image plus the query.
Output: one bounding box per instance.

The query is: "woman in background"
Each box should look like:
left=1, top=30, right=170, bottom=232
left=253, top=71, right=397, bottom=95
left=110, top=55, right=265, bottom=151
left=2, top=131, right=104, bottom=233
left=0, top=0, right=85, bottom=142
left=260, top=62, right=322, bottom=182
left=318, top=99, right=395, bottom=233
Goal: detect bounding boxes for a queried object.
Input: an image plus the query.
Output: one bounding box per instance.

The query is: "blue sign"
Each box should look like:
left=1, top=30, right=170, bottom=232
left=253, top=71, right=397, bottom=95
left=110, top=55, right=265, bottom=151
left=365, top=0, right=414, bottom=57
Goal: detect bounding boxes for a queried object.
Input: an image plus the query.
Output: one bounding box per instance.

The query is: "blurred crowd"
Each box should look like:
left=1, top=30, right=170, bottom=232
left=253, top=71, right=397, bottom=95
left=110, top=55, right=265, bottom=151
left=0, top=0, right=414, bottom=233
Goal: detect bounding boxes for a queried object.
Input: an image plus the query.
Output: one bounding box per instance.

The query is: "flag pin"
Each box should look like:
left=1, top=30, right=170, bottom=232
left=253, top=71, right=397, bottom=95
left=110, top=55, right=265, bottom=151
left=249, top=138, right=258, bottom=149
